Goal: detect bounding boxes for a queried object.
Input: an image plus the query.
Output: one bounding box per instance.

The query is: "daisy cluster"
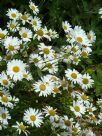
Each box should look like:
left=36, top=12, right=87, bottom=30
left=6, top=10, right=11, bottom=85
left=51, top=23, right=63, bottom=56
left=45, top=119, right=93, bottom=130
left=0, top=1, right=101, bottom=136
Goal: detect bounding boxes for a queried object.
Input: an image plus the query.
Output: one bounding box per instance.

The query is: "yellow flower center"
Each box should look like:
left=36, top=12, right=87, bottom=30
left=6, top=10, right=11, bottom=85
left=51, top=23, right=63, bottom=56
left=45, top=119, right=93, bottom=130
left=2, top=113, right=6, bottom=119
left=71, top=47, right=77, bottom=52
left=33, top=21, right=37, bottom=26
left=43, top=48, right=50, bottom=54
left=1, top=96, right=9, bottom=103
left=87, top=108, right=92, bottom=112
left=98, top=102, right=102, bottom=106
left=11, top=13, right=16, bottom=18
left=81, top=51, right=88, bottom=57
left=73, top=57, right=78, bottom=62
left=19, top=124, right=26, bottom=130
left=81, top=94, right=87, bottom=101
left=87, top=34, right=91, bottom=40
left=82, top=78, right=89, bottom=84
left=46, top=63, right=52, bottom=69
left=53, top=87, right=59, bottom=93
left=72, top=127, right=78, bottom=133
left=74, top=105, right=80, bottom=112
left=31, top=5, right=35, bottom=11
left=76, top=37, right=83, bottom=43
left=30, top=115, right=36, bottom=121
left=12, top=66, right=20, bottom=73
left=63, top=54, right=68, bottom=59
left=33, top=58, right=39, bottom=63
left=90, top=115, right=96, bottom=121
left=8, top=45, right=15, bottom=51
left=2, top=79, right=9, bottom=85
left=39, top=84, right=46, bottom=91
left=10, top=23, right=16, bottom=29
left=71, top=73, right=77, bottom=79
left=49, top=109, right=56, bottom=116
left=21, top=15, right=27, bottom=20
left=22, top=33, right=27, bottom=38
left=64, top=120, right=71, bottom=126
left=0, top=33, right=5, bottom=39
left=82, top=133, right=86, bottom=136
left=36, top=29, right=44, bottom=37
left=23, top=74, right=28, bottom=78
left=63, top=25, right=67, bottom=30
left=0, top=91, right=3, bottom=97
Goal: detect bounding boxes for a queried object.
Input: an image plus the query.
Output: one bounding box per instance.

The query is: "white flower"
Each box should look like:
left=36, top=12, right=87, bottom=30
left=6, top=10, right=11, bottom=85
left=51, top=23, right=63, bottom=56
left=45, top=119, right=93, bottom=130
left=79, top=73, right=94, bottom=90
left=70, top=26, right=90, bottom=46
left=43, top=106, right=59, bottom=122
left=62, top=21, right=72, bottom=33
left=72, top=123, right=81, bottom=135
left=29, top=53, right=44, bottom=69
left=60, top=115, right=73, bottom=130
left=23, top=71, right=33, bottom=81
left=65, top=69, right=81, bottom=84
left=23, top=108, right=43, bottom=127
left=86, top=103, right=97, bottom=114
left=34, top=27, right=49, bottom=40
left=20, top=13, right=31, bottom=25
left=87, top=31, right=96, bottom=43
left=30, top=17, right=42, bottom=30
left=0, top=28, right=7, bottom=41
left=0, top=72, right=11, bottom=88
left=7, top=20, right=20, bottom=32
left=29, top=1, right=39, bottom=14
left=7, top=59, right=26, bottom=81
left=33, top=76, right=54, bottom=97
left=0, top=95, right=13, bottom=108
left=97, top=99, right=102, bottom=108
left=70, top=101, right=86, bottom=117
left=19, top=27, right=32, bottom=42
left=38, top=43, right=54, bottom=58
left=0, top=107, right=11, bottom=125
left=12, top=121, right=30, bottom=136
left=4, top=36, right=21, bottom=54
left=7, top=9, right=20, bottom=20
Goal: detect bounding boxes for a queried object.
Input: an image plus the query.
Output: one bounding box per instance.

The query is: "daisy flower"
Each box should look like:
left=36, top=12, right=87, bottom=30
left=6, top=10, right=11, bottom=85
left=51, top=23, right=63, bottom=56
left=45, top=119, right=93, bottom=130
left=70, top=26, right=90, bottom=46
left=29, top=53, right=44, bottom=69
left=72, top=123, right=81, bottom=135
left=86, top=103, right=97, bottom=114
left=43, top=106, right=59, bottom=121
left=29, top=1, right=39, bottom=14
left=33, top=78, right=53, bottom=97
left=23, top=71, right=33, bottom=81
left=87, top=30, right=96, bottom=43
left=79, top=73, right=94, bottom=90
left=12, top=121, right=30, bottom=136
left=0, top=28, right=7, bottom=41
left=23, top=108, right=43, bottom=127
left=0, top=72, right=11, bottom=88
left=20, top=12, right=31, bottom=25
left=19, top=27, right=32, bottom=42
left=65, top=69, right=81, bottom=84
left=60, top=115, right=73, bottom=130
left=62, top=21, right=72, bottom=33
left=4, top=36, right=21, bottom=54
left=0, top=95, right=13, bottom=108
left=38, top=43, right=53, bottom=58
left=34, top=27, right=49, bottom=40
left=0, top=107, right=11, bottom=125
left=7, top=20, right=20, bottom=32
left=47, top=29, right=59, bottom=41
left=6, top=8, right=20, bottom=20
left=70, top=101, right=86, bottom=117
left=7, top=59, right=26, bottom=81
left=30, top=17, right=42, bottom=31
